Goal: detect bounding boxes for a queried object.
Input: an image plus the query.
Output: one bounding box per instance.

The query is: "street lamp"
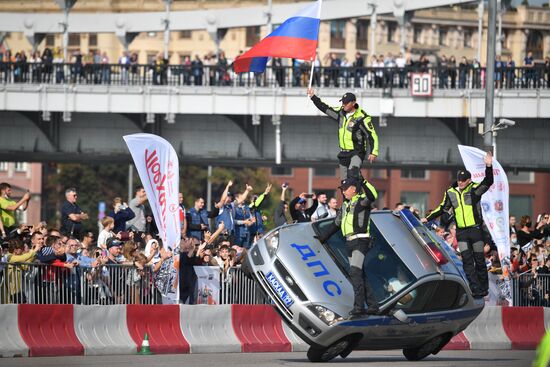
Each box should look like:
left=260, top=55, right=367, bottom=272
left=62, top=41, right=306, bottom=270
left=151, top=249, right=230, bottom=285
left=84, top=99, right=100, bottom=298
left=480, top=118, right=516, bottom=160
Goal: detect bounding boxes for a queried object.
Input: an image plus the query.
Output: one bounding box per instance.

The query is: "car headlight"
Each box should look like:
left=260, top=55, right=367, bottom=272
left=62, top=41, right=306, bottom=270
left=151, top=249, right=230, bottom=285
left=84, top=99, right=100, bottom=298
left=308, top=305, right=342, bottom=326
left=264, top=230, right=279, bottom=258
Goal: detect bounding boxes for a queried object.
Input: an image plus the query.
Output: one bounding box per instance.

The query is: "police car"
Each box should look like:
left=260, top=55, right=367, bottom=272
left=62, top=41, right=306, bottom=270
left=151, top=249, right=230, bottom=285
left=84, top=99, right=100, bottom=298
left=246, top=209, right=484, bottom=362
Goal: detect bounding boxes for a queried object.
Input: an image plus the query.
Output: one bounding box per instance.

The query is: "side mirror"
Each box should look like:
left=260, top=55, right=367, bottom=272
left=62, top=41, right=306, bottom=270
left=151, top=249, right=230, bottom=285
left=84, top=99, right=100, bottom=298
left=391, top=309, right=412, bottom=324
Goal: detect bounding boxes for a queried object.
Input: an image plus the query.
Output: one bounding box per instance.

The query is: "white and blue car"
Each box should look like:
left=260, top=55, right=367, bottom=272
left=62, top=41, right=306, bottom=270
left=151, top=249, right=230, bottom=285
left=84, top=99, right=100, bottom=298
left=246, top=209, right=484, bottom=362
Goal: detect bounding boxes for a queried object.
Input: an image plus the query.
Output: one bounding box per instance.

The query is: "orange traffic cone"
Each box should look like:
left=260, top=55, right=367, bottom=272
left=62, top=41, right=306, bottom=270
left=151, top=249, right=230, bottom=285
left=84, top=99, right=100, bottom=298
left=138, top=333, right=153, bottom=355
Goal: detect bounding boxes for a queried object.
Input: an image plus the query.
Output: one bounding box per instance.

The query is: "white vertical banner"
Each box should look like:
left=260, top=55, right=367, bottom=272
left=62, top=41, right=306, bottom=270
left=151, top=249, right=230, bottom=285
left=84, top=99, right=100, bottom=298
left=458, top=145, right=511, bottom=306
left=123, top=133, right=181, bottom=250
left=194, top=266, right=220, bottom=305
left=457, top=145, right=509, bottom=260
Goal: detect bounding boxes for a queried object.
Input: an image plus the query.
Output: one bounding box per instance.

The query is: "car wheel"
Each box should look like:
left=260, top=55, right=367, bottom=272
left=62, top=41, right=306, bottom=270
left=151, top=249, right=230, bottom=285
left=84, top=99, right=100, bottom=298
left=307, top=338, right=350, bottom=363
left=402, top=334, right=449, bottom=361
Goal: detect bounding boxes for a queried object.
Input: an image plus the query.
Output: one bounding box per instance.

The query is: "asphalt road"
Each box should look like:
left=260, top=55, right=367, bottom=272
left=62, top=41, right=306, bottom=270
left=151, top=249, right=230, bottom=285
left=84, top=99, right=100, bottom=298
left=0, top=350, right=536, bottom=367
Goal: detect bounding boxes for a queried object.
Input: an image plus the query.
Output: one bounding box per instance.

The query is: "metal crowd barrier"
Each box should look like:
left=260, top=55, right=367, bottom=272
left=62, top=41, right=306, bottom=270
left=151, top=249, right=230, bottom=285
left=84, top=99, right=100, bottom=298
left=512, top=273, right=550, bottom=307
left=0, top=262, right=269, bottom=305
left=220, top=267, right=270, bottom=305
left=0, top=262, right=156, bottom=305
left=0, top=62, right=549, bottom=90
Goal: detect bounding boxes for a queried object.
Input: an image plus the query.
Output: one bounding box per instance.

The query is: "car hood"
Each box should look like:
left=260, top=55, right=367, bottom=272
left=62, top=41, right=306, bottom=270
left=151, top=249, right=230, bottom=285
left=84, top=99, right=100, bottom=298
left=274, top=223, right=354, bottom=314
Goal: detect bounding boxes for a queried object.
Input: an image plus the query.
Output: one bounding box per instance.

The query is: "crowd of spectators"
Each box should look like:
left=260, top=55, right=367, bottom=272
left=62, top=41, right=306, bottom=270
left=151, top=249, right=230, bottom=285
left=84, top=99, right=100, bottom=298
left=0, top=178, right=335, bottom=305
left=0, top=176, right=548, bottom=306
left=1, top=47, right=550, bottom=89
left=427, top=206, right=550, bottom=306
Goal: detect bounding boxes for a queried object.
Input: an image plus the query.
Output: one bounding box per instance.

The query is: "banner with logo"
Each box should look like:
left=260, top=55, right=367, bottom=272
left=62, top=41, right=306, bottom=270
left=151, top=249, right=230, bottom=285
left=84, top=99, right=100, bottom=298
left=123, top=133, right=180, bottom=250
left=458, top=145, right=511, bottom=306
left=194, top=266, right=220, bottom=305
left=458, top=145, right=510, bottom=260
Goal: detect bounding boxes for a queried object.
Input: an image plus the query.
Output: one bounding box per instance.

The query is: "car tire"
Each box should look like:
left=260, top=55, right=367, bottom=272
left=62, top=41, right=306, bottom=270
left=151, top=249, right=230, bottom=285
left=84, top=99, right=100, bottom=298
left=402, top=333, right=450, bottom=361
left=307, top=338, right=351, bottom=363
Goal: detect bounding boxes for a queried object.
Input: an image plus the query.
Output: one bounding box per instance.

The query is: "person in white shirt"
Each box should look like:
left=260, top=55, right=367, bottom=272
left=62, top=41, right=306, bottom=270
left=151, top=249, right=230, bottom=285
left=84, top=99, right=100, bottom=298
left=97, top=216, right=115, bottom=250
left=327, top=197, right=339, bottom=218
left=311, top=192, right=330, bottom=221
left=395, top=52, right=407, bottom=88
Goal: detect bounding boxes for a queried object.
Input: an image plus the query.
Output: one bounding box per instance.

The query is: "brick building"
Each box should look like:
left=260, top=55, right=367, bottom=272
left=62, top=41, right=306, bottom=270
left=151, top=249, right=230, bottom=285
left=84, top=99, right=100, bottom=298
left=268, top=166, right=550, bottom=220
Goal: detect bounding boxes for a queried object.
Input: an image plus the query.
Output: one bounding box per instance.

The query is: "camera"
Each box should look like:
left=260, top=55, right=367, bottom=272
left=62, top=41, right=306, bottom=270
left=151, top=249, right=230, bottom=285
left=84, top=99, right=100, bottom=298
left=282, top=182, right=289, bottom=188
left=304, top=194, right=314, bottom=199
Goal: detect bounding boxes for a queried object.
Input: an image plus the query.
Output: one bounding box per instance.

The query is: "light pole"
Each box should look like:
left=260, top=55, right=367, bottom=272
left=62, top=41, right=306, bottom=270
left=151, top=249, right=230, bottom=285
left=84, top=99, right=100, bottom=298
left=163, top=0, right=172, bottom=61
left=368, top=1, right=377, bottom=58
left=480, top=118, right=516, bottom=160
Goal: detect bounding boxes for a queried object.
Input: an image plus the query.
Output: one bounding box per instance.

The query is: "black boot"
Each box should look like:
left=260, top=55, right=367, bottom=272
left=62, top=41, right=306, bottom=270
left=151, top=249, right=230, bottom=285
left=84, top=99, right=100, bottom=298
left=461, top=249, right=482, bottom=297
left=348, top=266, right=366, bottom=318
left=473, top=250, right=489, bottom=296
left=364, top=275, right=380, bottom=314
left=347, top=167, right=360, bottom=180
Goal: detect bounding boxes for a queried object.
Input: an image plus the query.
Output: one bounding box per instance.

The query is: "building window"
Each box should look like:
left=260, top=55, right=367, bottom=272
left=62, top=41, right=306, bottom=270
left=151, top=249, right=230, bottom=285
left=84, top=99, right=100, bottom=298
left=369, top=169, right=387, bottom=179
left=68, top=33, right=80, bottom=47
left=179, top=30, right=192, bottom=39
left=356, top=19, right=369, bottom=50
left=400, top=169, right=427, bottom=179
left=88, top=33, right=98, bottom=47
left=439, top=28, right=448, bottom=46
left=463, top=29, right=472, bottom=48
left=246, top=26, right=261, bottom=47
left=14, top=162, right=27, bottom=172
left=502, top=29, right=509, bottom=50
left=147, top=52, right=157, bottom=63
left=413, top=26, right=422, bottom=44
left=374, top=190, right=385, bottom=209
left=509, top=195, right=533, bottom=219
left=387, top=22, right=397, bottom=43
left=45, top=34, right=55, bottom=47
left=314, top=167, right=336, bottom=177
left=271, top=166, right=293, bottom=176
left=400, top=192, right=428, bottom=217
left=508, top=171, right=534, bottom=184
left=330, top=20, right=346, bottom=49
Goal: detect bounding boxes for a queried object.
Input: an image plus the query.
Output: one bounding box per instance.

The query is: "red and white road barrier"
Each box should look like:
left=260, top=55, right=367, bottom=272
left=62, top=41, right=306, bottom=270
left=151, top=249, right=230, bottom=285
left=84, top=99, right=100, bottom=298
left=0, top=305, right=547, bottom=357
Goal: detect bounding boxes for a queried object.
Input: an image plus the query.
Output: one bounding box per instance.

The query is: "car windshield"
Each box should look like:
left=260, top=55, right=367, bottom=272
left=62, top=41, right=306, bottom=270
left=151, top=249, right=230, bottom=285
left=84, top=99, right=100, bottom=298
left=314, top=219, right=417, bottom=305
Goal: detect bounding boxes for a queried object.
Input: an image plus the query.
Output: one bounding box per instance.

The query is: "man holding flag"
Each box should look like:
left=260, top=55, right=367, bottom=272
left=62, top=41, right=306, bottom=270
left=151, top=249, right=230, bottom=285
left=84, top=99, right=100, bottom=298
left=422, top=152, right=494, bottom=299
left=307, top=88, right=378, bottom=180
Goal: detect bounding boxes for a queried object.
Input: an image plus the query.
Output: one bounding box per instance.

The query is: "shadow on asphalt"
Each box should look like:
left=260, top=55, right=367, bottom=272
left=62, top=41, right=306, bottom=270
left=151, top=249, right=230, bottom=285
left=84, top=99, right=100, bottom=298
left=281, top=356, right=520, bottom=363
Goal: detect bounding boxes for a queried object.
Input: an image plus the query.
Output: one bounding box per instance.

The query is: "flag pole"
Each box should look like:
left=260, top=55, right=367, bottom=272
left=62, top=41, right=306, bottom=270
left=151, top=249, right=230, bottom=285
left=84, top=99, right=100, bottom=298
left=308, top=0, right=322, bottom=91
left=308, top=57, right=315, bottom=90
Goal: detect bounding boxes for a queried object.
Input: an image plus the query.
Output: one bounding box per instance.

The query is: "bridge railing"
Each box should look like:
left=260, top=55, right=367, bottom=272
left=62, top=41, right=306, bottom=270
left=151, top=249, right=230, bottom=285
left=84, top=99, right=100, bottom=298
left=0, top=62, right=549, bottom=90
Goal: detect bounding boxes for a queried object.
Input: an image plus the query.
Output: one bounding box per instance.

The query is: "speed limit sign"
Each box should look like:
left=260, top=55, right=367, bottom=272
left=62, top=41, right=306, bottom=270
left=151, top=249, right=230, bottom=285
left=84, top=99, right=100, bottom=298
left=411, top=73, right=432, bottom=97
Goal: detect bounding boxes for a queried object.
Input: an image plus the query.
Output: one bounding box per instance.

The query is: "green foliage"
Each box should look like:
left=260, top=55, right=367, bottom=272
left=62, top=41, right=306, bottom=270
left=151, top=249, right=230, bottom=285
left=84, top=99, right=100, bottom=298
left=43, top=163, right=133, bottom=229
left=44, top=163, right=281, bottom=232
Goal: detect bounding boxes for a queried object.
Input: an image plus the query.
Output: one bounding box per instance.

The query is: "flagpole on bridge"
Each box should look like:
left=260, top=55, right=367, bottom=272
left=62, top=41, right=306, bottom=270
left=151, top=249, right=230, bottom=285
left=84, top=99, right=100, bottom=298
left=308, top=0, right=322, bottom=90
left=308, top=58, right=315, bottom=90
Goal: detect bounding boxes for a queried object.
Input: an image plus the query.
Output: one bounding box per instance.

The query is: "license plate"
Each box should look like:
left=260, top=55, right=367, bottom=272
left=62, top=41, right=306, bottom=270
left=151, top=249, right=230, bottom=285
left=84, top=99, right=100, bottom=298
left=266, top=271, right=294, bottom=307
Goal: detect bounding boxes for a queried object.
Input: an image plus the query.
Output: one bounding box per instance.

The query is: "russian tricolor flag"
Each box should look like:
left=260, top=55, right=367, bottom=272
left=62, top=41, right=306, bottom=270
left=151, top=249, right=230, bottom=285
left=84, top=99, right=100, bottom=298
left=234, top=0, right=322, bottom=73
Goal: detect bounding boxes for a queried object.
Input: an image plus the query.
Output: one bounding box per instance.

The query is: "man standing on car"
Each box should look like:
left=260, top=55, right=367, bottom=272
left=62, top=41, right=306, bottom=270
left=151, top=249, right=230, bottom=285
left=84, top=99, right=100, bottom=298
left=318, top=177, right=379, bottom=318
left=307, top=88, right=379, bottom=180
left=422, top=152, right=494, bottom=299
